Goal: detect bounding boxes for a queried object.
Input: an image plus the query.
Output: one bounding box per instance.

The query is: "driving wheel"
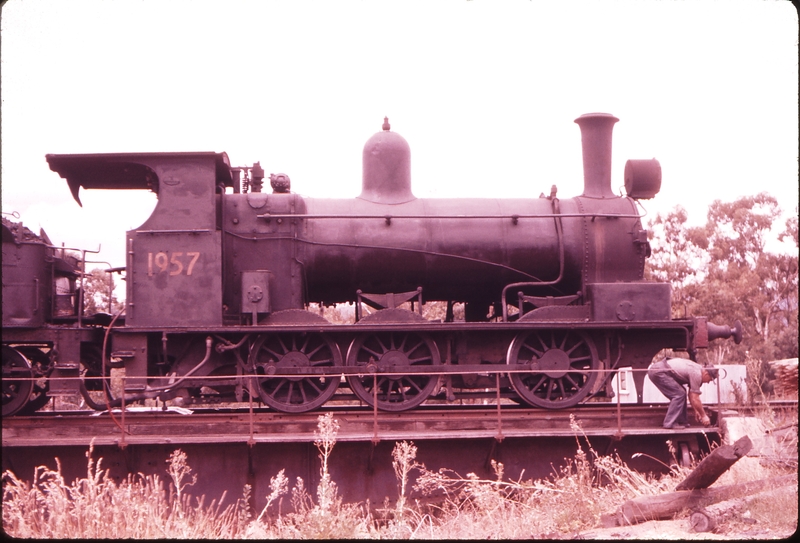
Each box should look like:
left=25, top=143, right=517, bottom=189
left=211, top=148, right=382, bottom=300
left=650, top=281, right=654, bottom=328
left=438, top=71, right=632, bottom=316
left=249, top=332, right=341, bottom=413
left=15, top=346, right=53, bottom=415
left=507, top=329, right=599, bottom=409
left=346, top=328, right=440, bottom=412
left=2, top=346, right=34, bottom=417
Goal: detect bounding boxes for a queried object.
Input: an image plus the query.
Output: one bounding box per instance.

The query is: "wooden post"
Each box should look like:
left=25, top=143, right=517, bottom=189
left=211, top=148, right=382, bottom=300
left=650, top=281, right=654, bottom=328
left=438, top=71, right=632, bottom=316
left=675, top=435, right=752, bottom=491
left=600, top=434, right=774, bottom=528
left=689, top=509, right=716, bottom=532
left=608, top=474, right=796, bottom=526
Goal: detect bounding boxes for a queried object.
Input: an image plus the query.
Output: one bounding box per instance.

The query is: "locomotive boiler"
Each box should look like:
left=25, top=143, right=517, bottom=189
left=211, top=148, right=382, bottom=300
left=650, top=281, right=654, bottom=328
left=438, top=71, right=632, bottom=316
left=2, top=113, right=742, bottom=416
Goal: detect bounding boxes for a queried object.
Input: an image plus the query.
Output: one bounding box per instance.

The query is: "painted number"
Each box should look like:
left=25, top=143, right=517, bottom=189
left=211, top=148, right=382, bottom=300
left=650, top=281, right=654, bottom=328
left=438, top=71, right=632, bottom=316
left=148, top=251, right=200, bottom=276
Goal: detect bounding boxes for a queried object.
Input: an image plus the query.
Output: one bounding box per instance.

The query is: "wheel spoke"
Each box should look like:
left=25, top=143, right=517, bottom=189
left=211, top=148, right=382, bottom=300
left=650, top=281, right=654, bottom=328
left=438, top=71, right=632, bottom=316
left=564, top=341, right=581, bottom=356
left=405, top=339, right=425, bottom=357
left=286, top=379, right=294, bottom=403
left=376, top=376, right=389, bottom=391
left=408, top=355, right=432, bottom=364
left=521, top=342, right=544, bottom=359
left=298, top=382, right=309, bottom=404
left=268, top=378, right=288, bottom=397
left=375, top=335, right=390, bottom=354
left=377, top=379, right=388, bottom=400
left=568, top=353, right=591, bottom=363
left=305, top=379, right=323, bottom=395
left=529, top=374, right=547, bottom=391
left=360, top=345, right=384, bottom=360
left=396, top=333, right=409, bottom=351
left=261, top=346, right=283, bottom=361
left=305, top=342, right=325, bottom=359
left=404, top=377, right=423, bottom=393
left=276, top=335, right=289, bottom=354
left=564, top=373, right=580, bottom=389
left=546, top=379, right=556, bottom=400
left=392, top=382, right=403, bottom=400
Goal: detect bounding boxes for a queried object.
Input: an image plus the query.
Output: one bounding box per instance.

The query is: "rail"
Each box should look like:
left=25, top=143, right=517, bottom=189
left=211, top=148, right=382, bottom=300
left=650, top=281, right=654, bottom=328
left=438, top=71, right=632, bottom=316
left=6, top=365, right=794, bottom=447
left=2, top=404, right=716, bottom=449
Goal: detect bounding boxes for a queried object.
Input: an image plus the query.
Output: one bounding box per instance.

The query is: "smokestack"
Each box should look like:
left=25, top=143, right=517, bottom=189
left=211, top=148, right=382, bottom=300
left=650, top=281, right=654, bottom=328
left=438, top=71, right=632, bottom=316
left=574, top=113, right=619, bottom=198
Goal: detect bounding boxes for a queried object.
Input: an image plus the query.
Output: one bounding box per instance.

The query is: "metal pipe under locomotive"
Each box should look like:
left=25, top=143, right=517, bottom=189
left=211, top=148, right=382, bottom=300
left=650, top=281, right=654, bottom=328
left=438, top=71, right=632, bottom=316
left=2, top=113, right=743, bottom=416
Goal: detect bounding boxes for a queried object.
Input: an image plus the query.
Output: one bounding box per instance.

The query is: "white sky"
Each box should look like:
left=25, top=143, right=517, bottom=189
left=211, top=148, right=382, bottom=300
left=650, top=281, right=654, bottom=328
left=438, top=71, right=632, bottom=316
left=1, top=0, right=798, bottom=271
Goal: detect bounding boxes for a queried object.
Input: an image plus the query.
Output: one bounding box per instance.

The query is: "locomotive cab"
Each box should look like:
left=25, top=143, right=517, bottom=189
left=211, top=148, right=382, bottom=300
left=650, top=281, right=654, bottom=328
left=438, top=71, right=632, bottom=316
left=47, top=152, right=235, bottom=328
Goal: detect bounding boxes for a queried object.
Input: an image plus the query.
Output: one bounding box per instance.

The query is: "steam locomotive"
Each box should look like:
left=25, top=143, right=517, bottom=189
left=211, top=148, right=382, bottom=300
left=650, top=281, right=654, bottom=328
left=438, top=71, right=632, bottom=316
left=2, top=113, right=742, bottom=416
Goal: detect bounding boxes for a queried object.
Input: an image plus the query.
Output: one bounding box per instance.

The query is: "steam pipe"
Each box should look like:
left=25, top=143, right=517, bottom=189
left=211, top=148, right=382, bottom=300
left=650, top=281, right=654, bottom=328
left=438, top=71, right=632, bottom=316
left=501, top=197, right=566, bottom=321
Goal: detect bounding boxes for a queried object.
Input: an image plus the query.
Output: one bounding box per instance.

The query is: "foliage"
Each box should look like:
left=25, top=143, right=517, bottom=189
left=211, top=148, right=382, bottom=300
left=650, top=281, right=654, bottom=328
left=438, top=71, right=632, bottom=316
left=82, top=268, right=124, bottom=315
left=647, top=193, right=798, bottom=368
left=307, top=300, right=466, bottom=324
left=646, top=205, right=708, bottom=299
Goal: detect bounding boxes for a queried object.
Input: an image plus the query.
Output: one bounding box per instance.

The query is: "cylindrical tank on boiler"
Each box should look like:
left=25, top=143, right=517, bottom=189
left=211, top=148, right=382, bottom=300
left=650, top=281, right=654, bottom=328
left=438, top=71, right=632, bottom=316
left=359, top=117, right=415, bottom=204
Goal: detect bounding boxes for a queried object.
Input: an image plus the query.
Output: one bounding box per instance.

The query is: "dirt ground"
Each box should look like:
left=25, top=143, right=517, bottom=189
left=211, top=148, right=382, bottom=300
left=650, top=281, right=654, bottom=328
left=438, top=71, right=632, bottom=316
left=578, top=497, right=797, bottom=540
left=580, top=518, right=793, bottom=540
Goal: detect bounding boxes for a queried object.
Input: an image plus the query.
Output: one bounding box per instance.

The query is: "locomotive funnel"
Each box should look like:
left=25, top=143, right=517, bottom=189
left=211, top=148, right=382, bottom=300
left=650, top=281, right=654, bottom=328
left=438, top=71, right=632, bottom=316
left=575, top=112, right=619, bottom=199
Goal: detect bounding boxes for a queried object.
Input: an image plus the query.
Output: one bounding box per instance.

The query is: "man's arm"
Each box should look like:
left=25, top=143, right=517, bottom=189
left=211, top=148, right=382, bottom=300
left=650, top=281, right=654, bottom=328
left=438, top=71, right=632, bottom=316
left=688, top=391, right=711, bottom=426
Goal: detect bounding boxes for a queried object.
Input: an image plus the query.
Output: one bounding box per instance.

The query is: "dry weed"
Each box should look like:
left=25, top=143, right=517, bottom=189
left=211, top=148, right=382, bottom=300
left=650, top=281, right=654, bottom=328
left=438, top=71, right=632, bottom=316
left=392, top=440, right=420, bottom=516
left=246, top=412, right=377, bottom=539
left=314, top=411, right=339, bottom=515
left=2, top=444, right=239, bottom=538
left=5, top=407, right=795, bottom=539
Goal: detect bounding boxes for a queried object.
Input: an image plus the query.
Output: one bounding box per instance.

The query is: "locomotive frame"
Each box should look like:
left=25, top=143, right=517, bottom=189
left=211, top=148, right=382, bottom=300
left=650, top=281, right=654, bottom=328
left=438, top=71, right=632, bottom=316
left=2, top=113, right=742, bottom=417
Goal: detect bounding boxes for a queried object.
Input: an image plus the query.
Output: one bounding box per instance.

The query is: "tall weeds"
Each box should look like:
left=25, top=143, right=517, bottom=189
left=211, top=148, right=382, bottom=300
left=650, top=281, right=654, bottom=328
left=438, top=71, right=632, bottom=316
left=4, top=411, right=795, bottom=538
left=245, top=412, right=377, bottom=539
left=2, top=444, right=238, bottom=538
left=408, top=415, right=698, bottom=537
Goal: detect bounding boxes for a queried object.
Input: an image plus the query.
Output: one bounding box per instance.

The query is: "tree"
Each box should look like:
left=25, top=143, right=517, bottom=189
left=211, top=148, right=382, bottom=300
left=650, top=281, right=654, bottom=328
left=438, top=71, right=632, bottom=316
left=645, top=206, right=708, bottom=317
left=82, top=268, right=124, bottom=315
left=773, top=212, right=799, bottom=358
left=647, top=193, right=798, bottom=366
left=693, top=194, right=797, bottom=363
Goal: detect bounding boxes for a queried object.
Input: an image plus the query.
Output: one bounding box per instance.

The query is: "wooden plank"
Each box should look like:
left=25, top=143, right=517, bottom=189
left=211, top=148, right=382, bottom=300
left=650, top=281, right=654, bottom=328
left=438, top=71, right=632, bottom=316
left=675, top=435, right=752, bottom=491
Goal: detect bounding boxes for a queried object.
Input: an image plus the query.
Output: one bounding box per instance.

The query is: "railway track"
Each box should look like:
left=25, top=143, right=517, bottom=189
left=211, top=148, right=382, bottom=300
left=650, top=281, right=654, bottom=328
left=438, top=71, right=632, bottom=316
left=3, top=403, right=720, bottom=448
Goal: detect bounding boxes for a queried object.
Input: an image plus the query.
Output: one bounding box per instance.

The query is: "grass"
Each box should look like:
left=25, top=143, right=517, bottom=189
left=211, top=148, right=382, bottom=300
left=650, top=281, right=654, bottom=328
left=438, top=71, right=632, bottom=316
left=3, top=411, right=797, bottom=539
